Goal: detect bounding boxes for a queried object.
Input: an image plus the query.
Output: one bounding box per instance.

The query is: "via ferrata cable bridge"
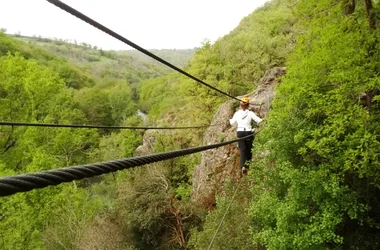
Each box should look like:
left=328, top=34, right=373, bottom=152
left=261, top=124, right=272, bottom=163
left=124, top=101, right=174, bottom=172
left=0, top=0, right=260, bottom=198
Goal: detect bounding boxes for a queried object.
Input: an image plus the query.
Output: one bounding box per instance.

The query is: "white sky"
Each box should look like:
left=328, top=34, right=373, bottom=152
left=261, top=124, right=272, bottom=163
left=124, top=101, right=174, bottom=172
left=0, top=0, right=270, bottom=50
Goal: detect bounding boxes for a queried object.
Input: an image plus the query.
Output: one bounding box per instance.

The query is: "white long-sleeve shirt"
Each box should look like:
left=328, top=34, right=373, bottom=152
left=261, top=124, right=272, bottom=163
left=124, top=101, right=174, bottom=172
left=229, top=110, right=262, bottom=132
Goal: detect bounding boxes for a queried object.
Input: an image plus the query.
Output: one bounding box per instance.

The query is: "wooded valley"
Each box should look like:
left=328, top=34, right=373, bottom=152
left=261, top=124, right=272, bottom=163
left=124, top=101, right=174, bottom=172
left=1, top=0, right=379, bottom=249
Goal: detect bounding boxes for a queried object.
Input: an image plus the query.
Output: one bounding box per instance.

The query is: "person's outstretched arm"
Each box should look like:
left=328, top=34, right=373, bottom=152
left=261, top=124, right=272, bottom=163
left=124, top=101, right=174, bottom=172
left=230, top=113, right=238, bottom=125
left=250, top=111, right=263, bottom=124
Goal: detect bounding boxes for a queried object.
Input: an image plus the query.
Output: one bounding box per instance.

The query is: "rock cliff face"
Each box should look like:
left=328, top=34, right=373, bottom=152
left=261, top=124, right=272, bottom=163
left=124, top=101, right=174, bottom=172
left=190, top=67, right=286, bottom=207
left=135, top=129, right=157, bottom=156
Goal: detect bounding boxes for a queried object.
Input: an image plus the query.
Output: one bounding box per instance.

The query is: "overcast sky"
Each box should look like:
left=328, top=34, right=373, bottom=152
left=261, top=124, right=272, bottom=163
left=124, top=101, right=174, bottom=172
left=0, top=0, right=270, bottom=50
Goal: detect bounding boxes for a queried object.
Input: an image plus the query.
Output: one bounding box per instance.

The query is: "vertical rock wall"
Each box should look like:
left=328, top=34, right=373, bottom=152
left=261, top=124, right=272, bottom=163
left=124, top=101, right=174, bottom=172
left=190, top=67, right=286, bottom=207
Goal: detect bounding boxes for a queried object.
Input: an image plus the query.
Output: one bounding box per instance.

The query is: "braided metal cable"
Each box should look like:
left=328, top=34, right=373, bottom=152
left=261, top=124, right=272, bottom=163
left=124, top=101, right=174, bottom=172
left=46, top=0, right=242, bottom=102
left=0, top=121, right=224, bottom=130
left=0, top=134, right=253, bottom=197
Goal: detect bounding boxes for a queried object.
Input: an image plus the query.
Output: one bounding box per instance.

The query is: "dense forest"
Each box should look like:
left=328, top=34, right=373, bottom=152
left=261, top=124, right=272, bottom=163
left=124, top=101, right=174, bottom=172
left=1, top=0, right=380, bottom=249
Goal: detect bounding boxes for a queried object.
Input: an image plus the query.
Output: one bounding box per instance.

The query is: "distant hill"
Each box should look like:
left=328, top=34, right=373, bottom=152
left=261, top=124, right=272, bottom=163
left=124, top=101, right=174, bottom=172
left=121, top=49, right=195, bottom=69
left=11, top=35, right=194, bottom=82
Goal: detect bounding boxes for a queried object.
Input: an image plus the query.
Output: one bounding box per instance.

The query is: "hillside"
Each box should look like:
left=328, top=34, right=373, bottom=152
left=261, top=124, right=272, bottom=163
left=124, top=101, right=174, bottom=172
left=12, top=35, right=175, bottom=82
left=123, top=48, right=195, bottom=68
left=11, top=35, right=195, bottom=80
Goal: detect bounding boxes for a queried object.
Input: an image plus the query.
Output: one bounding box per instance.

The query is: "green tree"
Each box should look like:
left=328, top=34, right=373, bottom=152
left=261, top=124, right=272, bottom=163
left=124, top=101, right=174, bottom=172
left=74, top=86, right=114, bottom=126
left=108, top=82, right=137, bottom=125
left=117, top=165, right=203, bottom=250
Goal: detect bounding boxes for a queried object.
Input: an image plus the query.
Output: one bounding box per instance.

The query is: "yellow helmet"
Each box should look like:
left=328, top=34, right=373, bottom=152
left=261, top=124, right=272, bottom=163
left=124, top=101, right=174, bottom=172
left=240, top=97, right=249, bottom=104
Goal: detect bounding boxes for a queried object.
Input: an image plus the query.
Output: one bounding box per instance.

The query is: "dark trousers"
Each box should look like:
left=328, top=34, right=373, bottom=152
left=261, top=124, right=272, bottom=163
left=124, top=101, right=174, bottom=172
left=237, top=131, right=254, bottom=169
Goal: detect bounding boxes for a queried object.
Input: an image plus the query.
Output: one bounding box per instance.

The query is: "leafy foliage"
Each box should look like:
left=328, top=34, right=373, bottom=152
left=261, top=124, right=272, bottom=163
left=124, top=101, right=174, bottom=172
left=188, top=180, right=256, bottom=250
left=250, top=0, right=380, bottom=249
left=0, top=53, right=102, bottom=249
left=116, top=165, right=203, bottom=250
left=0, top=32, right=94, bottom=89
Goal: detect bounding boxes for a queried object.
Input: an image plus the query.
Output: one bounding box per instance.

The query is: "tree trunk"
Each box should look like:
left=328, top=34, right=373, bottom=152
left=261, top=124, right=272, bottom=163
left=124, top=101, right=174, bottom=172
left=343, top=0, right=356, bottom=15
left=363, top=0, right=377, bottom=29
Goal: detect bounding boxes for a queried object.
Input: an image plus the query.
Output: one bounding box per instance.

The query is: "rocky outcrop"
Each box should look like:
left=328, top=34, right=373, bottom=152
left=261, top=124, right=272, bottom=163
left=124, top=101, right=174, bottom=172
left=135, top=129, right=157, bottom=156
left=190, top=67, right=286, bottom=207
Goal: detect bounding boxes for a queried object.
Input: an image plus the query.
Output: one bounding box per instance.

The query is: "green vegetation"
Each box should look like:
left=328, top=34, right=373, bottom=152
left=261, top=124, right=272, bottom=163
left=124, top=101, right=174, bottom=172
left=188, top=180, right=255, bottom=250
left=250, top=0, right=380, bottom=249
left=1, top=0, right=380, bottom=249
left=0, top=32, right=145, bottom=249
left=0, top=52, right=102, bottom=249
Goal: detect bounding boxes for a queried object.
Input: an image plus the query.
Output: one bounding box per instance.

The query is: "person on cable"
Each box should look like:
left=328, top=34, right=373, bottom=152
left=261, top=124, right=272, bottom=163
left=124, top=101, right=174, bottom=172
left=229, top=97, right=262, bottom=174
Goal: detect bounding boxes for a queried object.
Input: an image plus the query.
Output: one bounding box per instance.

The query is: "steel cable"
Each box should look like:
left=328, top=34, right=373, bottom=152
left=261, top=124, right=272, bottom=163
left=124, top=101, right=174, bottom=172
left=46, top=0, right=242, bottom=102
left=0, top=134, right=253, bottom=197
left=0, top=121, right=225, bottom=130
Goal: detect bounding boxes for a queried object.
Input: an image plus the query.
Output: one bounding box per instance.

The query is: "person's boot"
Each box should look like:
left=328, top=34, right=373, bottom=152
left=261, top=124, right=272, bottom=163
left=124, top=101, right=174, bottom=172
left=242, top=167, right=248, bottom=175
